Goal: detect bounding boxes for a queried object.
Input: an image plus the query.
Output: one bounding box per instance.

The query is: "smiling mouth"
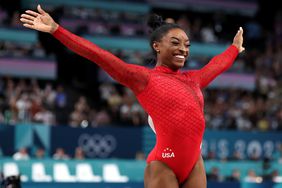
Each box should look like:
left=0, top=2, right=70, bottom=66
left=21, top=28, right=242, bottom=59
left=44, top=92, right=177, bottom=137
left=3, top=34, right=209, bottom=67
left=174, top=55, right=186, bottom=60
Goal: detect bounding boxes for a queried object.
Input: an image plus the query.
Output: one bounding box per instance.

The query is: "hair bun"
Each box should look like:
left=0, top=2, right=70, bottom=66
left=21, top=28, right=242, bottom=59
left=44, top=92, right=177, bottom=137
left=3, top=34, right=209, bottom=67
left=147, top=14, right=165, bottom=32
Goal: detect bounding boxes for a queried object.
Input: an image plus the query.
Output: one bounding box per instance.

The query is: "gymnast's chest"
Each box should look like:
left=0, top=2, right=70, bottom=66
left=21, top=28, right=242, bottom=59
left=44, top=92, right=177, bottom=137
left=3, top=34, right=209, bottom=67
left=148, top=73, right=204, bottom=108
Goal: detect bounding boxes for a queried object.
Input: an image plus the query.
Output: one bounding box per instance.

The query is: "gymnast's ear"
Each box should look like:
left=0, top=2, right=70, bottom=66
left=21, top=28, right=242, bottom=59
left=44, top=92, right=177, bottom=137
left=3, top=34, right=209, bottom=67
left=153, top=42, right=160, bottom=53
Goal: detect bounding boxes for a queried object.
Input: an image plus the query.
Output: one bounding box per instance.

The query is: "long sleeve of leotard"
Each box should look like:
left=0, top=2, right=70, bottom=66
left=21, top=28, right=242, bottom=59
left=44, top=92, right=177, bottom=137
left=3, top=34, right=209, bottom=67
left=188, top=45, right=239, bottom=88
left=52, top=26, right=150, bottom=94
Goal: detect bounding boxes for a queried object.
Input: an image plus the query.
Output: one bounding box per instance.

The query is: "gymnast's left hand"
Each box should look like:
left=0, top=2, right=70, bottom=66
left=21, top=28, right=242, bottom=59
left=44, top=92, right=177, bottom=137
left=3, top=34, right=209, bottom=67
left=232, top=27, right=245, bottom=53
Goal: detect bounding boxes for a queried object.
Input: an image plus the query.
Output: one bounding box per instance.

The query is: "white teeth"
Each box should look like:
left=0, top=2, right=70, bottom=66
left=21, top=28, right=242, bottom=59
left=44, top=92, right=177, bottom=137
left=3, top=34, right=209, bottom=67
left=174, top=55, right=185, bottom=59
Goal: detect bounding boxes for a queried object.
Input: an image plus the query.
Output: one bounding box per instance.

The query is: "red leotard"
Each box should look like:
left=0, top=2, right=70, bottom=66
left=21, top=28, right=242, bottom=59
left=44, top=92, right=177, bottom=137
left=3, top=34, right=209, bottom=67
left=53, top=26, right=239, bottom=184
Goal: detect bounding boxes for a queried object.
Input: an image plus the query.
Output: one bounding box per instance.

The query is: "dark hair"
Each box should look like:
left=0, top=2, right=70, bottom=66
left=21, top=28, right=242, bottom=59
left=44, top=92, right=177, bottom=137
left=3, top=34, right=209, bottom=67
left=147, top=14, right=182, bottom=55
left=1, top=175, right=21, bottom=188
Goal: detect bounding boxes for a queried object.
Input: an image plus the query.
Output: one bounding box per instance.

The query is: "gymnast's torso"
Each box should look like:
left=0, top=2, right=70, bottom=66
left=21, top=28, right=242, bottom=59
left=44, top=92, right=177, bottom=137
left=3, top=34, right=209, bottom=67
left=137, top=66, right=205, bottom=183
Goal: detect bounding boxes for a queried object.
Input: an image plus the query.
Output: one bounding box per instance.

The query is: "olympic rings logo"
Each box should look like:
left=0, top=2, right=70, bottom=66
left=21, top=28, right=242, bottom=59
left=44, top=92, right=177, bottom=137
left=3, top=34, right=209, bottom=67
left=78, top=134, right=117, bottom=158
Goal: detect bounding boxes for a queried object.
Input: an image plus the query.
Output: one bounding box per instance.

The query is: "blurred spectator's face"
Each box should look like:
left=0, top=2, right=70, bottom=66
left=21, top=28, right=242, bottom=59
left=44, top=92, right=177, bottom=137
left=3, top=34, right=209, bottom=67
left=272, top=170, right=279, bottom=176
left=233, top=170, right=240, bottom=178
left=36, top=149, right=45, bottom=158
left=165, top=18, right=175, bottom=24
left=56, top=148, right=64, bottom=155
left=248, top=170, right=256, bottom=177
left=75, top=147, right=84, bottom=158
left=211, top=167, right=219, bottom=174
left=20, top=148, right=27, bottom=154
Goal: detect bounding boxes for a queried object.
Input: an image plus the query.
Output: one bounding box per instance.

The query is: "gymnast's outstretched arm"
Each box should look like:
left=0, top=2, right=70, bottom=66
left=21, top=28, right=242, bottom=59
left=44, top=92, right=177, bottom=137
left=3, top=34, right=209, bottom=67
left=20, top=5, right=150, bottom=94
left=187, top=27, right=244, bottom=88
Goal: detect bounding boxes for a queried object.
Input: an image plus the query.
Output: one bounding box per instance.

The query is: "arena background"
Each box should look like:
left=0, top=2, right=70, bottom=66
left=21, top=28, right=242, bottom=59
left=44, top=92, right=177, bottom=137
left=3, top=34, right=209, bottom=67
left=0, top=0, right=282, bottom=187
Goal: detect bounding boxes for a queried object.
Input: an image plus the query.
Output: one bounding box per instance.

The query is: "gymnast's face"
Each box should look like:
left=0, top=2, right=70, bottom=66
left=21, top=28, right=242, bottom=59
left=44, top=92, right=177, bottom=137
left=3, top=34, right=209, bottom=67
left=153, top=28, right=190, bottom=71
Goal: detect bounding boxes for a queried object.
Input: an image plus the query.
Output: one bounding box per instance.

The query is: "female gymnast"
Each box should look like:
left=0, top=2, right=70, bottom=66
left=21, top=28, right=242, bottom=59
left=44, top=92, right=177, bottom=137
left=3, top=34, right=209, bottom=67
left=20, top=5, right=244, bottom=188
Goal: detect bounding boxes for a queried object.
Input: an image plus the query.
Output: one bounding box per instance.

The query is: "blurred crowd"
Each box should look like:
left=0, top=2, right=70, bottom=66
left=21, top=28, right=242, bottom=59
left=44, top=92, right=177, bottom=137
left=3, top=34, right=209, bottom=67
left=205, top=167, right=282, bottom=183
left=0, top=77, right=148, bottom=127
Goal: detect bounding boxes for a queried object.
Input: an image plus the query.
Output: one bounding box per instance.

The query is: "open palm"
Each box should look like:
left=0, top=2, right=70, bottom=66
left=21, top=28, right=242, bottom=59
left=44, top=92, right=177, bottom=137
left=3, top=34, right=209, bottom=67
left=20, top=5, right=58, bottom=33
left=232, top=27, right=245, bottom=53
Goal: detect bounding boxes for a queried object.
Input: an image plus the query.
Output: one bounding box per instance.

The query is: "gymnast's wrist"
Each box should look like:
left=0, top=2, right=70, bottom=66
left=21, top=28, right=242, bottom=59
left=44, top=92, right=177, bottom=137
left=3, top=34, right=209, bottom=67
left=50, top=22, right=59, bottom=34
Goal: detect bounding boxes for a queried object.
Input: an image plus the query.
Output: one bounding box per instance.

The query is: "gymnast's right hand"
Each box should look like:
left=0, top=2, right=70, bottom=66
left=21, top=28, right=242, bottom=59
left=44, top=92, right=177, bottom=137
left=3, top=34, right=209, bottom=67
left=20, top=4, right=58, bottom=34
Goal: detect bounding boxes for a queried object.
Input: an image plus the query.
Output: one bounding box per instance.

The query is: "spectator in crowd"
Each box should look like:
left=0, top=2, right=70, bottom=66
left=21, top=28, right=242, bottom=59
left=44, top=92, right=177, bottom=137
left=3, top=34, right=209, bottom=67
left=54, top=85, right=68, bottom=125
left=206, top=150, right=216, bottom=160
left=74, top=147, right=85, bottom=160
left=244, top=169, right=262, bottom=183
left=273, top=143, right=282, bottom=163
left=16, top=93, right=31, bottom=123
left=91, top=108, right=111, bottom=127
left=0, top=145, right=3, bottom=157
left=207, top=167, right=222, bottom=182
left=0, top=171, right=4, bottom=184
left=53, top=147, right=70, bottom=160
left=33, top=106, right=55, bottom=125
left=135, top=151, right=146, bottom=161
left=165, top=17, right=175, bottom=24
left=42, top=83, right=56, bottom=109
left=249, top=148, right=261, bottom=161
left=230, top=150, right=245, bottom=160
left=271, top=170, right=282, bottom=183
left=0, top=112, right=4, bottom=124
left=119, top=89, right=146, bottom=126
left=69, top=96, right=90, bottom=127
left=35, top=148, right=46, bottom=159
left=226, top=169, right=241, bottom=182
left=13, top=148, right=30, bottom=160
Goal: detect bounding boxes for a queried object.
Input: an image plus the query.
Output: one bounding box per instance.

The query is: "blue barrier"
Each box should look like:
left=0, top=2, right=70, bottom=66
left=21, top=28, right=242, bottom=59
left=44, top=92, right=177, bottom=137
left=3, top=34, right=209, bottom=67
left=143, top=127, right=282, bottom=161
left=1, top=158, right=282, bottom=187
